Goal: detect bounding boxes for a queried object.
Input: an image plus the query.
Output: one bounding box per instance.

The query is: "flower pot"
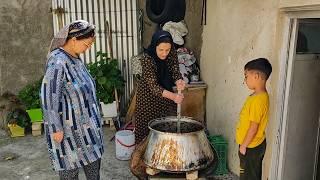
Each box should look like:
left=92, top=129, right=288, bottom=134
left=8, top=124, right=25, bottom=137
left=26, top=108, right=43, bottom=122
left=101, top=101, right=117, bottom=118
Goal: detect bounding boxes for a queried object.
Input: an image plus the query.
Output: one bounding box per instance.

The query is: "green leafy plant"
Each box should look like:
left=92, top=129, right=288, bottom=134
left=6, top=109, right=30, bottom=128
left=17, top=78, right=42, bottom=110
left=87, top=51, right=125, bottom=104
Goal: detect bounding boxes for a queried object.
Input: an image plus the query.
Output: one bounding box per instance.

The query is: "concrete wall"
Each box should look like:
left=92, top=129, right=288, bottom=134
left=0, top=0, right=53, bottom=95
left=200, top=0, right=280, bottom=177
left=137, top=0, right=203, bottom=60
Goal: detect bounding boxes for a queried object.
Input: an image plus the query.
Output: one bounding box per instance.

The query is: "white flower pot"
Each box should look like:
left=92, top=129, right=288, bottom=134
left=100, top=101, right=117, bottom=118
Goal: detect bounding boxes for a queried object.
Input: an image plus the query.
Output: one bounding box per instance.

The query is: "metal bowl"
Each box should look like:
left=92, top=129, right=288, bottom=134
left=143, top=117, right=214, bottom=172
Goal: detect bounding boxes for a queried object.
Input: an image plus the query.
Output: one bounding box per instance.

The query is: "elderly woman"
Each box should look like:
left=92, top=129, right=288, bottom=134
left=40, top=20, right=103, bottom=180
left=134, top=30, right=186, bottom=144
left=131, top=30, right=186, bottom=179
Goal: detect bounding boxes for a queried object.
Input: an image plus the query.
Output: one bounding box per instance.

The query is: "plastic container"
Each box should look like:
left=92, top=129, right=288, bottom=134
left=208, top=135, right=228, bottom=175
left=26, top=108, right=43, bottom=122
left=8, top=124, right=25, bottom=137
left=101, top=101, right=117, bottom=118
left=115, top=130, right=135, bottom=160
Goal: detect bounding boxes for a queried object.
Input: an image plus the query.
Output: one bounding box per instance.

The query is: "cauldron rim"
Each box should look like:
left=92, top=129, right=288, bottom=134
left=148, top=116, right=204, bottom=135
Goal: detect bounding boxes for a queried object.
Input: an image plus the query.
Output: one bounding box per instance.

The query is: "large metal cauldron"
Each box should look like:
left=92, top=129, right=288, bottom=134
left=144, top=117, right=214, bottom=172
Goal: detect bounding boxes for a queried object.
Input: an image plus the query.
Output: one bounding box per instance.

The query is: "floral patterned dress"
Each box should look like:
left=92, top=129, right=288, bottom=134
left=134, top=51, right=182, bottom=144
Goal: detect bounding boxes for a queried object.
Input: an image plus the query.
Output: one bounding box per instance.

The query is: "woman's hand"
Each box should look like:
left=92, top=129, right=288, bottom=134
left=176, top=79, right=186, bottom=91
left=173, top=93, right=184, bottom=104
left=52, top=131, right=64, bottom=143
left=162, top=90, right=184, bottom=104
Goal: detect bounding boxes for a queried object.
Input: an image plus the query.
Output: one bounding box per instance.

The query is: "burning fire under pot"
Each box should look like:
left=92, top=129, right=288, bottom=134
left=144, top=117, right=215, bottom=172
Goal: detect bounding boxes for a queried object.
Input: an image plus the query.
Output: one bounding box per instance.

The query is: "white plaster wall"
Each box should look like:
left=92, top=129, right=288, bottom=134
left=200, top=0, right=280, bottom=176
left=201, top=0, right=320, bottom=178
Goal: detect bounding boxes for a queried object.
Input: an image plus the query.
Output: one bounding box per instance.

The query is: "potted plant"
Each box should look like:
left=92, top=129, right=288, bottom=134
left=87, top=51, right=125, bottom=118
left=0, top=92, right=31, bottom=137
left=18, top=78, right=43, bottom=123
left=6, top=109, right=30, bottom=137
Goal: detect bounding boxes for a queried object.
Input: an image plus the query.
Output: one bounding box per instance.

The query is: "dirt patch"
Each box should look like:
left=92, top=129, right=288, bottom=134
left=0, top=151, right=19, bottom=162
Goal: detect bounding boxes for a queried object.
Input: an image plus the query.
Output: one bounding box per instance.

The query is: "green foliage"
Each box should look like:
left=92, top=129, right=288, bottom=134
left=18, top=78, right=42, bottom=110
left=87, top=51, right=125, bottom=104
left=6, top=109, right=31, bottom=128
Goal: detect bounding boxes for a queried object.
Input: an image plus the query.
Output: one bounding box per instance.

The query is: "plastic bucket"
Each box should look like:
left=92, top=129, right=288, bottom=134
left=115, top=130, right=135, bottom=160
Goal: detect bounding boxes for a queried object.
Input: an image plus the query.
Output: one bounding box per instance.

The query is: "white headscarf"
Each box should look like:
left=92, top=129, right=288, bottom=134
left=47, top=20, right=95, bottom=57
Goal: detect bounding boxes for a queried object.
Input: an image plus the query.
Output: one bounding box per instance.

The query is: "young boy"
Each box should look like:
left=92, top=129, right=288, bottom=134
left=236, top=58, right=272, bottom=180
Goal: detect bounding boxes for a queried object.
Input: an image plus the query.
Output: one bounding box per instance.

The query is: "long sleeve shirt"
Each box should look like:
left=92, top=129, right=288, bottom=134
left=41, top=48, right=104, bottom=171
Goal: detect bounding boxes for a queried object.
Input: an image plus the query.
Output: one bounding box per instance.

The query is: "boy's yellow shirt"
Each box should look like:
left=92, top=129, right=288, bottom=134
left=236, top=92, right=269, bottom=148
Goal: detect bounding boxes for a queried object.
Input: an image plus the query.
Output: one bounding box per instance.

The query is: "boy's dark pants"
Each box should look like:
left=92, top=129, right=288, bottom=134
left=239, top=140, right=266, bottom=180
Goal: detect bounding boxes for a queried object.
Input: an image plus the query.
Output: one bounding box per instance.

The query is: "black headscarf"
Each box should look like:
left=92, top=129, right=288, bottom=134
left=145, top=30, right=175, bottom=91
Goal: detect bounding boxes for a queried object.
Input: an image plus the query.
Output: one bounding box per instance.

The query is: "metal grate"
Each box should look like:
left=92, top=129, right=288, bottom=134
left=51, top=0, right=142, bottom=111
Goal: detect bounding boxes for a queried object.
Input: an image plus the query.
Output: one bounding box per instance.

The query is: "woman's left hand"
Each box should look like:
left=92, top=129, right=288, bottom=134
left=52, top=131, right=64, bottom=143
left=176, top=79, right=186, bottom=91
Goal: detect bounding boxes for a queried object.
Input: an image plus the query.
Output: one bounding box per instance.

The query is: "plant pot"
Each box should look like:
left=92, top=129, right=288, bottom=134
left=8, top=124, right=25, bottom=137
left=26, top=108, right=43, bottom=122
left=101, top=101, right=117, bottom=118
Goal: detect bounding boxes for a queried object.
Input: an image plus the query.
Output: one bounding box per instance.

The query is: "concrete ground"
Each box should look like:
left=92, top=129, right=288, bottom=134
left=0, top=126, right=238, bottom=180
left=0, top=126, right=134, bottom=180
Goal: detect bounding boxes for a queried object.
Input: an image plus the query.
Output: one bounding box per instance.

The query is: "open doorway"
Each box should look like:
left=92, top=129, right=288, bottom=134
left=279, top=18, right=320, bottom=180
